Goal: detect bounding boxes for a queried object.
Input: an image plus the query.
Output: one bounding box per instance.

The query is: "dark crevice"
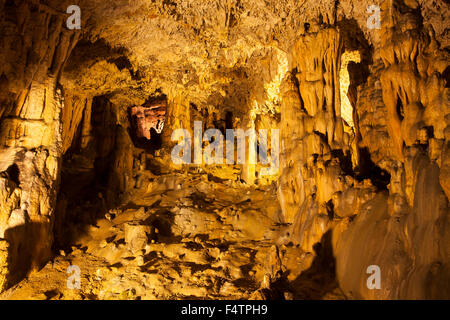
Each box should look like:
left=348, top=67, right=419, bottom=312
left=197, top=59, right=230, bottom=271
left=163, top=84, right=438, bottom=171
left=270, top=231, right=342, bottom=300
left=356, top=147, right=391, bottom=190
left=396, top=95, right=405, bottom=121
left=6, top=163, right=20, bottom=185
left=443, top=66, right=450, bottom=88
left=331, top=149, right=354, bottom=177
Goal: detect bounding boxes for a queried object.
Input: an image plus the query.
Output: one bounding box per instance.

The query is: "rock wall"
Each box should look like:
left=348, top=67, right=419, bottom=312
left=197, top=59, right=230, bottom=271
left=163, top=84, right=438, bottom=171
left=0, top=0, right=448, bottom=298
left=0, top=0, right=80, bottom=288
left=278, top=0, right=449, bottom=299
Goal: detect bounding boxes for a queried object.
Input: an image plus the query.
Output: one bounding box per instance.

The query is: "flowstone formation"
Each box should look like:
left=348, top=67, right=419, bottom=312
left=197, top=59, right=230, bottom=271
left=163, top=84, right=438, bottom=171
left=0, top=0, right=449, bottom=300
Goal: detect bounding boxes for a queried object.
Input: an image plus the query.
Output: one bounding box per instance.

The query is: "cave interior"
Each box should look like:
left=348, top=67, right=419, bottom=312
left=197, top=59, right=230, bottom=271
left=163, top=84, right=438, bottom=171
left=0, top=0, right=449, bottom=300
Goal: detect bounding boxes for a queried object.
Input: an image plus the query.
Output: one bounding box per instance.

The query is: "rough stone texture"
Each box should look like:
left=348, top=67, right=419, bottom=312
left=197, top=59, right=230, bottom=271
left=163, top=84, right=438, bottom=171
left=276, top=0, right=450, bottom=299
left=330, top=1, right=450, bottom=299
left=0, top=0, right=81, bottom=287
left=0, top=0, right=449, bottom=299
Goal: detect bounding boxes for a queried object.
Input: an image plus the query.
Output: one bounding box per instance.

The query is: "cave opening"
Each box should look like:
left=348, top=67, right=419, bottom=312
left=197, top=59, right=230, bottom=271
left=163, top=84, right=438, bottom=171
left=339, top=50, right=361, bottom=128
left=335, top=19, right=392, bottom=192
left=53, top=95, right=121, bottom=251
left=128, top=95, right=167, bottom=152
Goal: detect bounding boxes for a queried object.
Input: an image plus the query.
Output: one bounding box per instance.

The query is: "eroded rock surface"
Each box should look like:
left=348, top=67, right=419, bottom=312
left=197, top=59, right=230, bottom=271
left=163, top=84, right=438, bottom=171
left=1, top=172, right=344, bottom=300
left=0, top=0, right=449, bottom=299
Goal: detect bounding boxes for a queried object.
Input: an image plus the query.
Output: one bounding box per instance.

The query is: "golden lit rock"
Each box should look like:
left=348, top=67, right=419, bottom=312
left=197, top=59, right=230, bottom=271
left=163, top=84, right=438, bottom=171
left=0, top=0, right=448, bottom=301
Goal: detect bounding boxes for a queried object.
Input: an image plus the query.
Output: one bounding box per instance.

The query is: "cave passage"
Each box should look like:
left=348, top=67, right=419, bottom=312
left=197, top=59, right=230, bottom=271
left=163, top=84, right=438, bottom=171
left=0, top=0, right=449, bottom=301
left=129, top=96, right=167, bottom=151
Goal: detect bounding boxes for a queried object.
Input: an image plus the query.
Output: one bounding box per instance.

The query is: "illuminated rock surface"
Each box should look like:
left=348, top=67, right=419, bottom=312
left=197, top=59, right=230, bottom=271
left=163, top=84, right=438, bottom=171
left=0, top=173, right=343, bottom=300
left=0, top=0, right=449, bottom=299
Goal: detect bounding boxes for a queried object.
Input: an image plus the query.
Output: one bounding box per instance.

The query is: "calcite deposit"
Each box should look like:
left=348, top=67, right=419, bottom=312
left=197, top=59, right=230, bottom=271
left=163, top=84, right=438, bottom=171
left=0, top=0, right=448, bottom=300
left=130, top=99, right=166, bottom=140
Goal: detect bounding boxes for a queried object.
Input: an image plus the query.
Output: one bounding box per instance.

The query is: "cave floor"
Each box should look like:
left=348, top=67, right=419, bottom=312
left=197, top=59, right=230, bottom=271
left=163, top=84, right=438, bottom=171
left=1, top=170, right=345, bottom=300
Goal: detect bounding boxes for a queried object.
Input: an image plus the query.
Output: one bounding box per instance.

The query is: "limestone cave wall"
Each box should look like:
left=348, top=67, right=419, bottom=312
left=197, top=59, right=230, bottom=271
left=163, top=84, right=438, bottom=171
left=276, top=0, right=450, bottom=299
left=0, top=0, right=448, bottom=299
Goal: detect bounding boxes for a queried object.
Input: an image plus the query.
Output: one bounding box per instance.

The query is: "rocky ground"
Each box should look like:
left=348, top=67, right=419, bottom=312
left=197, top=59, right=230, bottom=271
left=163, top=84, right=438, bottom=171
left=0, top=164, right=344, bottom=300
